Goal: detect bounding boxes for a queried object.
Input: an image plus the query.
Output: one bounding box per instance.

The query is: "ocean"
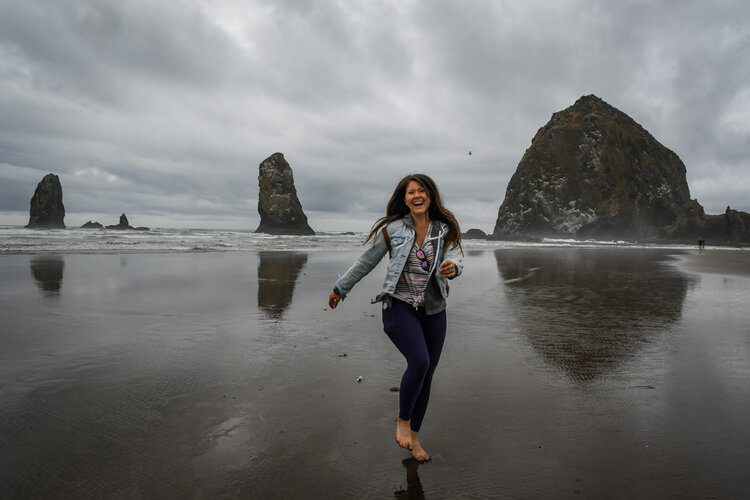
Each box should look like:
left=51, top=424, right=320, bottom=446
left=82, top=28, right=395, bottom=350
left=0, top=225, right=705, bottom=255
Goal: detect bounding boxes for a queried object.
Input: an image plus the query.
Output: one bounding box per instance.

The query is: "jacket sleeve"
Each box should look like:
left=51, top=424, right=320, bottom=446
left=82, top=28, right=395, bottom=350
left=334, top=231, right=389, bottom=298
left=443, top=242, right=464, bottom=278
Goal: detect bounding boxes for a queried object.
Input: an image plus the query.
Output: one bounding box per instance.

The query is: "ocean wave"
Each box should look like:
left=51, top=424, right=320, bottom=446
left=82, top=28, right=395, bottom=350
left=0, top=227, right=372, bottom=254
left=0, top=226, right=707, bottom=255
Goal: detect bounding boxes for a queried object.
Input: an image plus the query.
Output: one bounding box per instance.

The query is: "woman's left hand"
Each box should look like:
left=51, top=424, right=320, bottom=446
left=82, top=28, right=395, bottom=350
left=439, top=260, right=457, bottom=279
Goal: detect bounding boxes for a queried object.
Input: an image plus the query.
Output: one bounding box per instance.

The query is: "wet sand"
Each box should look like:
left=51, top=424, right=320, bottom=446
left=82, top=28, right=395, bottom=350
left=1, top=248, right=749, bottom=498
left=671, top=247, right=750, bottom=277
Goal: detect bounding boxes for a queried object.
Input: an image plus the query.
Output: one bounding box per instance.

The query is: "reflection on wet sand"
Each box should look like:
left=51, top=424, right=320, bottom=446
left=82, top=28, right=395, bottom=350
left=394, top=458, right=425, bottom=499
left=257, top=251, right=307, bottom=319
left=496, top=248, right=690, bottom=381
left=30, top=256, right=65, bottom=295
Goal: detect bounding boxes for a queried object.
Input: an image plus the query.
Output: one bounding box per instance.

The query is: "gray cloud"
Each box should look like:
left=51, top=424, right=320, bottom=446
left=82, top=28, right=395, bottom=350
left=1, top=0, right=748, bottom=231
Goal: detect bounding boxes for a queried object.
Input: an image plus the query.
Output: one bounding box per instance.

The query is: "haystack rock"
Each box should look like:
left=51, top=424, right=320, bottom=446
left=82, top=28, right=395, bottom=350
left=494, top=95, right=695, bottom=241
left=256, top=153, right=315, bottom=235
left=26, top=173, right=66, bottom=229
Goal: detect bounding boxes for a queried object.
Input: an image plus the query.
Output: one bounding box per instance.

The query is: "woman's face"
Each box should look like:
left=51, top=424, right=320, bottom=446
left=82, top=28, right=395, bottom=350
left=404, top=180, right=431, bottom=217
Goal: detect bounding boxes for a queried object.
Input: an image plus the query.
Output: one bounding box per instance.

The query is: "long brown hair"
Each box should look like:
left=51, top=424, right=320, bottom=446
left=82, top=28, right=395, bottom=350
left=365, top=173, right=462, bottom=251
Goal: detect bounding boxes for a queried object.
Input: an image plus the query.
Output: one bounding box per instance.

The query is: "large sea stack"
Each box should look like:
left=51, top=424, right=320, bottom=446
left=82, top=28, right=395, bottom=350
left=26, top=173, right=66, bottom=229
left=256, top=153, right=315, bottom=235
left=494, top=95, right=696, bottom=240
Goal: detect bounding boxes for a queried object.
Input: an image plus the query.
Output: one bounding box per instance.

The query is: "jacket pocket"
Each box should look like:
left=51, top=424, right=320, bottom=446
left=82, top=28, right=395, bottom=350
left=390, top=236, right=406, bottom=248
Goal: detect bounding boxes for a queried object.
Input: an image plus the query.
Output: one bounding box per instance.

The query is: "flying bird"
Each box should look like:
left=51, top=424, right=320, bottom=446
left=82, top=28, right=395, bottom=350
left=468, top=150, right=472, bottom=156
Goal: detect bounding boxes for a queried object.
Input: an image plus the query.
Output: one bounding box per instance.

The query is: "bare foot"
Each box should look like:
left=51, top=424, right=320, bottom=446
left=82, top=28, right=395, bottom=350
left=410, top=431, right=430, bottom=462
left=395, top=419, right=413, bottom=449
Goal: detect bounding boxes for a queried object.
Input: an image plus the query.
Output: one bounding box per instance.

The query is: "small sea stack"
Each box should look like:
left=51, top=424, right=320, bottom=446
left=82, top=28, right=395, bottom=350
left=26, top=173, right=66, bottom=229
left=463, top=228, right=488, bottom=239
left=105, top=214, right=149, bottom=231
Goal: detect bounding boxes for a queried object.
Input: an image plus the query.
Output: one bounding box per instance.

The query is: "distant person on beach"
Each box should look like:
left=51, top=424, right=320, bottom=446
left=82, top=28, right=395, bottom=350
left=698, top=237, right=705, bottom=251
left=328, top=173, right=463, bottom=462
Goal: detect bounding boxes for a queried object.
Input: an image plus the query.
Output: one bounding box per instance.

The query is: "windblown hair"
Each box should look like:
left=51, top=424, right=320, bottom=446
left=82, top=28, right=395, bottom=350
left=365, top=173, right=462, bottom=251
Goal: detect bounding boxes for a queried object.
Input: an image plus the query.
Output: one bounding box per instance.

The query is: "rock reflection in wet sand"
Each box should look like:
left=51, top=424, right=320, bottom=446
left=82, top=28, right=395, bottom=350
left=496, top=248, right=690, bottom=381
left=30, top=256, right=65, bottom=295
left=257, top=251, right=307, bottom=319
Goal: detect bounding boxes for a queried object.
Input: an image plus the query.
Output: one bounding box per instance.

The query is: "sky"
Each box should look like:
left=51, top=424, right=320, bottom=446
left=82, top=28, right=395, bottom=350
left=1, top=0, right=748, bottom=232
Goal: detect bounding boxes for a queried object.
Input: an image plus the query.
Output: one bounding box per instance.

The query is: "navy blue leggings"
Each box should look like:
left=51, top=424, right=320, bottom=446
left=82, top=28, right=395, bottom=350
left=382, top=297, right=447, bottom=432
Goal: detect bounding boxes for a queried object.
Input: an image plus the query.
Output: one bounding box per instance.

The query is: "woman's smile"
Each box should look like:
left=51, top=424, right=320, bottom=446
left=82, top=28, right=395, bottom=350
left=405, top=181, right=430, bottom=215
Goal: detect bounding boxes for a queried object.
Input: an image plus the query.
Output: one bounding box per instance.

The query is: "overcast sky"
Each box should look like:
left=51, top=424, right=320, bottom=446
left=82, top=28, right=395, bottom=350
left=1, top=0, right=748, bottom=231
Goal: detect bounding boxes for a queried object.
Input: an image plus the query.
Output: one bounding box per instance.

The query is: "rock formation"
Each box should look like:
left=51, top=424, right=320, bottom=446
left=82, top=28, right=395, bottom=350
left=106, top=214, right=132, bottom=229
left=81, top=221, right=103, bottom=229
left=105, top=214, right=149, bottom=231
left=493, top=95, right=750, bottom=244
left=256, top=153, right=315, bottom=235
left=670, top=205, right=750, bottom=245
left=463, top=228, right=488, bottom=239
left=494, top=95, right=696, bottom=240
left=26, top=174, right=66, bottom=229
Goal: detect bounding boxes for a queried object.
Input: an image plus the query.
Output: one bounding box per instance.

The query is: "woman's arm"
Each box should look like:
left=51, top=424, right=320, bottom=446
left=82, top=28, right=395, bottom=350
left=333, top=230, right=390, bottom=299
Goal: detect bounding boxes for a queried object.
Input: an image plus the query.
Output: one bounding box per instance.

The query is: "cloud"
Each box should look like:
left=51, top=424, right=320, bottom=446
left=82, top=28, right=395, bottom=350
left=1, top=0, right=749, bottom=231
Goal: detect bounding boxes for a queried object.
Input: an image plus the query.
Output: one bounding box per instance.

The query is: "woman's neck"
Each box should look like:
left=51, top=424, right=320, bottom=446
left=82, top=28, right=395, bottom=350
left=411, top=212, right=430, bottom=228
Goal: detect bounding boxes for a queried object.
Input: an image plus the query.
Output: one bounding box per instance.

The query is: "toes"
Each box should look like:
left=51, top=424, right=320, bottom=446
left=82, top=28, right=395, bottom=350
left=396, top=436, right=411, bottom=449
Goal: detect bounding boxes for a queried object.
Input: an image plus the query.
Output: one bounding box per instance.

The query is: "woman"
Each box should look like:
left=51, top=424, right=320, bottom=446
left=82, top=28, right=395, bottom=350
left=328, top=173, right=463, bottom=462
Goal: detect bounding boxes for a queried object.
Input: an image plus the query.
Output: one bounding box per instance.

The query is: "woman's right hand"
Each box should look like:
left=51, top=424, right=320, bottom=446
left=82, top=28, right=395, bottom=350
left=328, top=290, right=341, bottom=309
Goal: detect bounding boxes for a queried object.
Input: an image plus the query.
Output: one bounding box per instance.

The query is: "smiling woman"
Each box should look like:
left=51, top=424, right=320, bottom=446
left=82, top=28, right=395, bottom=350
left=328, top=173, right=463, bottom=462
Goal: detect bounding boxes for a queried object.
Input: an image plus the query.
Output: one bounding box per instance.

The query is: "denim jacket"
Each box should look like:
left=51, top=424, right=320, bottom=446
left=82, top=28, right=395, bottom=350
left=334, top=214, right=464, bottom=315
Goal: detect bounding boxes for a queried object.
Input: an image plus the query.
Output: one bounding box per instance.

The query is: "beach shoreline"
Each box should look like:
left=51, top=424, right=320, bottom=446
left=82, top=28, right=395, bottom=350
left=668, top=247, right=750, bottom=277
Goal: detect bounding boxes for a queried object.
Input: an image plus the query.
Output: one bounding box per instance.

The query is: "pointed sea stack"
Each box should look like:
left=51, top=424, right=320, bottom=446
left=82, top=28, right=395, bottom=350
left=106, top=214, right=133, bottom=230
left=26, top=173, right=66, bottom=229
left=493, top=95, right=694, bottom=240
left=105, top=214, right=149, bottom=231
left=256, top=153, right=315, bottom=235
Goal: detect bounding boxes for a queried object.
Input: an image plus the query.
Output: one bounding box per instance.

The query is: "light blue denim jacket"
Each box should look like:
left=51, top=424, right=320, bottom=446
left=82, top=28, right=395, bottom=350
left=334, top=215, right=464, bottom=315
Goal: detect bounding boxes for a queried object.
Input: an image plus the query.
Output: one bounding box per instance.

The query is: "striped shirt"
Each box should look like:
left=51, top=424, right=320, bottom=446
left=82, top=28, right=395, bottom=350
left=392, top=238, right=435, bottom=307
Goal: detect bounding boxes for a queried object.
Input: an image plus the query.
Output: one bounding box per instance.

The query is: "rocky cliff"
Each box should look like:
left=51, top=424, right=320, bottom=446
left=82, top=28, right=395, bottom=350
left=26, top=173, right=66, bottom=228
left=494, top=95, right=697, bottom=240
left=256, top=153, right=315, bottom=235
left=669, top=205, right=750, bottom=244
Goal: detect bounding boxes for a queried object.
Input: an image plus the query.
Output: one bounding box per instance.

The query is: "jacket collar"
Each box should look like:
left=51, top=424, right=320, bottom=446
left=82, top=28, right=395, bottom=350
left=402, top=213, right=414, bottom=228
left=402, top=213, right=444, bottom=231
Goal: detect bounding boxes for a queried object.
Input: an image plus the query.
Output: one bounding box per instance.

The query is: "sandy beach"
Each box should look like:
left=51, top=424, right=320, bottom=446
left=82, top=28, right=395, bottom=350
left=1, top=247, right=749, bottom=498
left=670, top=248, right=750, bottom=277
